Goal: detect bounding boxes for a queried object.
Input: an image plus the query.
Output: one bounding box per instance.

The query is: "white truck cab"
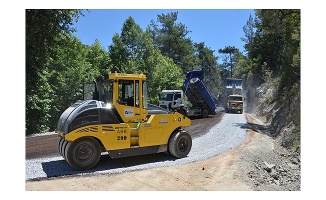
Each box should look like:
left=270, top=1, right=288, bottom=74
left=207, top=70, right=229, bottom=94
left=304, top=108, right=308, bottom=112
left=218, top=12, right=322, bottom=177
left=158, top=90, right=184, bottom=111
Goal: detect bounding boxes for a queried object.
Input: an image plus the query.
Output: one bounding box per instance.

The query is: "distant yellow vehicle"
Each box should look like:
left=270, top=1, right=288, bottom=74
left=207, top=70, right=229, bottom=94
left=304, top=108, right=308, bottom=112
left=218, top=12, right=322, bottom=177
left=56, top=72, right=192, bottom=170
left=225, top=78, right=244, bottom=114
left=227, top=94, right=244, bottom=114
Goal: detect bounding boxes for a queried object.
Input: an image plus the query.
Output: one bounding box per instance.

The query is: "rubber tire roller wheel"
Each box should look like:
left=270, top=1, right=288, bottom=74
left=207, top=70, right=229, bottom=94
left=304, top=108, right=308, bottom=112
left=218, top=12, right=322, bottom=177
left=64, top=137, right=101, bottom=170
left=58, top=137, right=69, bottom=159
left=168, top=131, right=192, bottom=158
left=58, top=137, right=64, bottom=157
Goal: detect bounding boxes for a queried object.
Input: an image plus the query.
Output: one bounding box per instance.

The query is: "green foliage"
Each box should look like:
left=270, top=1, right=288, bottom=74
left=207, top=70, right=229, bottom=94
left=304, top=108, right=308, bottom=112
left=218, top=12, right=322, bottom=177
left=232, top=51, right=249, bottom=78
left=109, top=17, right=149, bottom=74
left=239, top=9, right=300, bottom=96
left=147, top=50, right=183, bottom=103
left=26, top=9, right=83, bottom=135
left=109, top=16, right=184, bottom=103
left=109, top=33, right=129, bottom=72
left=237, top=9, right=301, bottom=148
left=26, top=70, right=54, bottom=134
left=148, top=12, right=197, bottom=73
left=86, top=39, right=111, bottom=75
left=195, top=42, right=217, bottom=70
left=47, top=33, right=101, bottom=129
left=26, top=9, right=82, bottom=86
left=241, top=14, right=255, bottom=48
left=194, top=42, right=221, bottom=97
left=218, top=46, right=239, bottom=78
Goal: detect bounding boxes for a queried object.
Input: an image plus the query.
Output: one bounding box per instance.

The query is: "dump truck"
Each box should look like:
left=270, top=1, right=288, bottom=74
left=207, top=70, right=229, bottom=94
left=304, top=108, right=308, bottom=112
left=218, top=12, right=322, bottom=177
left=158, top=70, right=217, bottom=118
left=225, top=78, right=244, bottom=114
left=56, top=72, right=192, bottom=170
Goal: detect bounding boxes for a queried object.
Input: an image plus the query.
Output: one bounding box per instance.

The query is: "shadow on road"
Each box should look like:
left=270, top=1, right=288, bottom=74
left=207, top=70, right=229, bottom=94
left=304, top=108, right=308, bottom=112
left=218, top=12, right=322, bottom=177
left=232, top=122, right=249, bottom=129
left=39, top=153, right=177, bottom=180
left=233, top=121, right=274, bottom=136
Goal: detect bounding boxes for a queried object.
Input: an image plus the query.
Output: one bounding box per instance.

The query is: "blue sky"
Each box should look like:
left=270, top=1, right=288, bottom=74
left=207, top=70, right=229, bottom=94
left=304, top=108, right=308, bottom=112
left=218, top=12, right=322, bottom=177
left=72, top=9, right=255, bottom=61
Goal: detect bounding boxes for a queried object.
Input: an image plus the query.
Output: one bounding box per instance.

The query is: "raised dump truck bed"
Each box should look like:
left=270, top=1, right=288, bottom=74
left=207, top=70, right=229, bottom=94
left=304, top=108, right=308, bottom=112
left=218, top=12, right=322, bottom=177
left=181, top=70, right=217, bottom=117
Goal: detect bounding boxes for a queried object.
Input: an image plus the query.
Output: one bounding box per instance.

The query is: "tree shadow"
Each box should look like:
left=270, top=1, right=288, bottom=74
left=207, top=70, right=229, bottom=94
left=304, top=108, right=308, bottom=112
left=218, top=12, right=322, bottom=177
left=247, top=122, right=275, bottom=136
left=233, top=121, right=275, bottom=138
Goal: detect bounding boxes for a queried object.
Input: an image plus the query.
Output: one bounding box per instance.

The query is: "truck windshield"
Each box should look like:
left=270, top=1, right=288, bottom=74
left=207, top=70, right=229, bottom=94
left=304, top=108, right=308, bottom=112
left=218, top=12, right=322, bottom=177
left=159, top=93, right=174, bottom=101
left=229, top=96, right=243, bottom=101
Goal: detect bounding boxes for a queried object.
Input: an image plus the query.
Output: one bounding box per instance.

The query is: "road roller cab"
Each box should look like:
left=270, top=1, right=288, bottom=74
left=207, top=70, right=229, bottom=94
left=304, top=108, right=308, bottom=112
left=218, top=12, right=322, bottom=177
left=56, top=72, right=192, bottom=170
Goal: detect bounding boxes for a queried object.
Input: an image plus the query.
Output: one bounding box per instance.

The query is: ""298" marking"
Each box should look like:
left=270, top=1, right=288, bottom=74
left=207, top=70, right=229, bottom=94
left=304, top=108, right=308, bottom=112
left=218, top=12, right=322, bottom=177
left=117, top=136, right=127, bottom=140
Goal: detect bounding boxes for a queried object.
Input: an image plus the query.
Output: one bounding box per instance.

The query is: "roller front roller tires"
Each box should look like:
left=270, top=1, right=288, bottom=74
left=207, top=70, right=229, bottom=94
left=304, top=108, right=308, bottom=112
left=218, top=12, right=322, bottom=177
left=168, top=131, right=192, bottom=158
left=59, top=137, right=101, bottom=170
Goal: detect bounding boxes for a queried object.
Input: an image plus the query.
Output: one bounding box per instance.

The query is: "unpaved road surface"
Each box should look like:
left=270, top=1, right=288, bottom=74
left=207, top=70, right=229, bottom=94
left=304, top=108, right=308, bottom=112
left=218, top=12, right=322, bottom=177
left=25, top=112, right=301, bottom=191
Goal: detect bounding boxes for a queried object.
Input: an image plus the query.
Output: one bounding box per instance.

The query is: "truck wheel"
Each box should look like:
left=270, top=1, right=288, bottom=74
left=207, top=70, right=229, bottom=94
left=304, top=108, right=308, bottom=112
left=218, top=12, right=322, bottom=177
left=201, top=109, right=209, bottom=118
left=65, top=137, right=101, bottom=170
left=168, top=131, right=192, bottom=158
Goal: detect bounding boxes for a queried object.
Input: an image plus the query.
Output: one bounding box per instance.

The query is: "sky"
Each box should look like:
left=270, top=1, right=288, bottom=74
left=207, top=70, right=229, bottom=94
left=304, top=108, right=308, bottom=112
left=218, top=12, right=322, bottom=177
left=72, top=9, right=255, bottom=60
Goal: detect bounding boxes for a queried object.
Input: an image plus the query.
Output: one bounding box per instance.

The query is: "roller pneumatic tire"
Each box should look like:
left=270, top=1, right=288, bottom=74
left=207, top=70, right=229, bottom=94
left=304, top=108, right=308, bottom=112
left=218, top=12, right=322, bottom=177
left=168, top=131, right=192, bottom=158
left=58, top=137, right=64, bottom=157
left=64, top=137, right=101, bottom=170
left=58, top=138, right=69, bottom=159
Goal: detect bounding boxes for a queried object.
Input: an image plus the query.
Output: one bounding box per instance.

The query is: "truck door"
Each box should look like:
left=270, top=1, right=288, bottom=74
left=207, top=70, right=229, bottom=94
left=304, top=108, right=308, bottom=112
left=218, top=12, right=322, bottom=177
left=173, top=92, right=182, bottom=107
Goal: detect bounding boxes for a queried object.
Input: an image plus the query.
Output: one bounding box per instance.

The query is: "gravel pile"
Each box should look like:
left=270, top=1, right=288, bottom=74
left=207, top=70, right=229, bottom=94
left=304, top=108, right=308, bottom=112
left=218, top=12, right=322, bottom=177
left=25, top=113, right=247, bottom=181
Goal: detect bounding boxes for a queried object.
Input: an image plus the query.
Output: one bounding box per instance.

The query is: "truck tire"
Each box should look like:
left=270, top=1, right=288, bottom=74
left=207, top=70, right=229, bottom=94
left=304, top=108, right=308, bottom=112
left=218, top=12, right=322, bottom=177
left=65, top=137, right=101, bottom=170
left=168, top=131, right=192, bottom=158
left=201, top=109, right=209, bottom=118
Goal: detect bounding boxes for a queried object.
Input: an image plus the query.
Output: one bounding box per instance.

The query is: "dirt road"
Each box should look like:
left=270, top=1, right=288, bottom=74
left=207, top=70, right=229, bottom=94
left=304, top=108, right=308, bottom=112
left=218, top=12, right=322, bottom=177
left=25, top=112, right=300, bottom=191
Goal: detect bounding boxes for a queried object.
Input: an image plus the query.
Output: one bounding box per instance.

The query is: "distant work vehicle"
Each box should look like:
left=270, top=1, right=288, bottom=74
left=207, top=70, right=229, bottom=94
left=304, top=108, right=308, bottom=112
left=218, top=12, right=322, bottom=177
left=56, top=72, right=192, bottom=170
left=225, top=78, right=244, bottom=114
left=158, top=70, right=217, bottom=118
